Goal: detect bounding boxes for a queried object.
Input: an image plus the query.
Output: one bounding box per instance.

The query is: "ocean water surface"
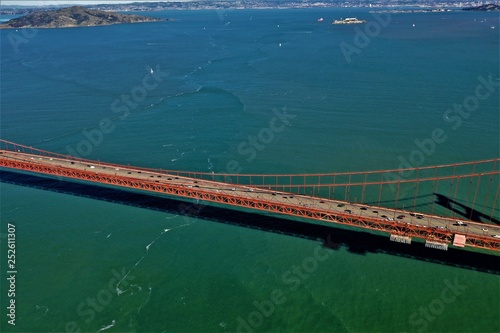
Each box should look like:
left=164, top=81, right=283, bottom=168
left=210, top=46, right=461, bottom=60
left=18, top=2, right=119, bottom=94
left=1, top=8, right=499, bottom=333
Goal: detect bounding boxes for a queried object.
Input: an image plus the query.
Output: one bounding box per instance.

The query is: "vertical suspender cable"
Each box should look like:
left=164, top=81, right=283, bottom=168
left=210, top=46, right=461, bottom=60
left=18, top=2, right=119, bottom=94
left=465, top=162, right=477, bottom=208
left=483, top=160, right=497, bottom=214
left=489, top=182, right=499, bottom=224
left=378, top=173, right=383, bottom=206
left=452, top=177, right=461, bottom=218
left=413, top=168, right=420, bottom=212
left=470, top=176, right=481, bottom=220
left=395, top=181, right=400, bottom=210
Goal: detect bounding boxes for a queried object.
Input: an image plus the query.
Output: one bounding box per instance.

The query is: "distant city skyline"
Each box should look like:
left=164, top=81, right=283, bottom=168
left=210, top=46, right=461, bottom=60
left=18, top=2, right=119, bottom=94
left=0, top=0, right=492, bottom=7
left=2, top=0, right=194, bottom=6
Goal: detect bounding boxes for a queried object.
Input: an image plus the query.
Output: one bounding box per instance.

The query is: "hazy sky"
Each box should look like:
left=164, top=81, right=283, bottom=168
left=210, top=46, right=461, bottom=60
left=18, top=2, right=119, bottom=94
left=2, top=0, right=193, bottom=6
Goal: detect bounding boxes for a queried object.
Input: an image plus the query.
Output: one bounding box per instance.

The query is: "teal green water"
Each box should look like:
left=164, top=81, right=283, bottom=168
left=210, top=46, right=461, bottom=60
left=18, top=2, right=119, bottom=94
left=1, top=8, right=499, bottom=333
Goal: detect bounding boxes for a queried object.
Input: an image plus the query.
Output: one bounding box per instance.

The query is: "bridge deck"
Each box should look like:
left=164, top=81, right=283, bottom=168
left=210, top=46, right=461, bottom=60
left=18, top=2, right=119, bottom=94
left=1, top=150, right=499, bottom=252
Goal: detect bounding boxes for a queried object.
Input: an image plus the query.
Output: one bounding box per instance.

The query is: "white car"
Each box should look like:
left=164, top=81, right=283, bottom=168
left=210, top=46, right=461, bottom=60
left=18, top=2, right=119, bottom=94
left=492, top=235, right=500, bottom=239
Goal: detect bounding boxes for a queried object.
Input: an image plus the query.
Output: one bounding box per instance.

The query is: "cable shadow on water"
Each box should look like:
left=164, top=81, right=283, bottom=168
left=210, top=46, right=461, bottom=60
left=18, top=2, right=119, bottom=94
left=1, top=170, right=499, bottom=275
left=434, top=193, right=500, bottom=225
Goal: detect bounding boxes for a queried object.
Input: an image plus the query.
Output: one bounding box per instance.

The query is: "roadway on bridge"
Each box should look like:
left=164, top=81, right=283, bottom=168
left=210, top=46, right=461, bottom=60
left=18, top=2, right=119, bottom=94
left=1, top=150, right=499, bottom=241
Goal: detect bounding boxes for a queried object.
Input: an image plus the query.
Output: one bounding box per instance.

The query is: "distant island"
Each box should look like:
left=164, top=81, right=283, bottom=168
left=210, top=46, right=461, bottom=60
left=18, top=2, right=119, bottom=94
left=0, top=6, right=164, bottom=29
left=332, top=17, right=367, bottom=24
left=370, top=8, right=452, bottom=14
left=462, top=4, right=500, bottom=11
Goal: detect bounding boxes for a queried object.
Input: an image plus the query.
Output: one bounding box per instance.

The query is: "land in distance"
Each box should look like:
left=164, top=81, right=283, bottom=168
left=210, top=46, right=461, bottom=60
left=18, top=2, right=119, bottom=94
left=2, top=1, right=500, bottom=15
left=0, top=6, right=165, bottom=29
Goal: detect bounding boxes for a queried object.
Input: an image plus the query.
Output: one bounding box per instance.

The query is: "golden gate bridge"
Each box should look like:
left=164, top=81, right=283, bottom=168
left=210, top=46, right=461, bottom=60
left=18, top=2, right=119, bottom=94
left=0, top=139, right=498, bottom=252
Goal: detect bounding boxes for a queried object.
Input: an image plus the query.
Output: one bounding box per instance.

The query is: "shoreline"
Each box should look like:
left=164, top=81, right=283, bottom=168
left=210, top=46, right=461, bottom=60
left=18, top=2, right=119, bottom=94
left=0, top=20, right=165, bottom=30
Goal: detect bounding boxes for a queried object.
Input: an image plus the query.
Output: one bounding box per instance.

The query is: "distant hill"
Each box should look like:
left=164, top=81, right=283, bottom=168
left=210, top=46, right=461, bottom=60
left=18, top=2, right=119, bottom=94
left=462, top=4, right=500, bottom=11
left=0, top=6, right=164, bottom=29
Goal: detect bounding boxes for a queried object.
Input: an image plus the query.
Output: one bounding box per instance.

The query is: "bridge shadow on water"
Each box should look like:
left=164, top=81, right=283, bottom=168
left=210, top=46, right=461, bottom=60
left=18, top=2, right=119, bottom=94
left=1, top=170, right=499, bottom=275
left=434, top=193, right=500, bottom=225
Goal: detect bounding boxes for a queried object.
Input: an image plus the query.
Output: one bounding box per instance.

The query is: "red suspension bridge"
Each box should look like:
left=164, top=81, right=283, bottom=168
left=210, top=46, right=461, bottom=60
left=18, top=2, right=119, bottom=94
left=0, top=139, right=499, bottom=252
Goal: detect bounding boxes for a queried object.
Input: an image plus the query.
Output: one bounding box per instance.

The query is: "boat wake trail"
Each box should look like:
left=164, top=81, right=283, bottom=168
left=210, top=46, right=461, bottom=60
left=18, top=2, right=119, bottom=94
left=145, top=229, right=170, bottom=253
left=35, top=305, right=49, bottom=320
left=116, top=228, right=171, bottom=295
left=97, top=320, right=115, bottom=332
left=115, top=218, right=196, bottom=296
left=6, top=207, right=20, bottom=214
left=137, top=286, right=153, bottom=313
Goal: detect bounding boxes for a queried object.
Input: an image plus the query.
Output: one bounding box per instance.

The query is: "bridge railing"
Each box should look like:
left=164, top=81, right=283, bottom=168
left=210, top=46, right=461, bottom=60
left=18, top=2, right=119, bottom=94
left=118, top=158, right=498, bottom=222
left=0, top=140, right=73, bottom=160
left=166, top=160, right=499, bottom=222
